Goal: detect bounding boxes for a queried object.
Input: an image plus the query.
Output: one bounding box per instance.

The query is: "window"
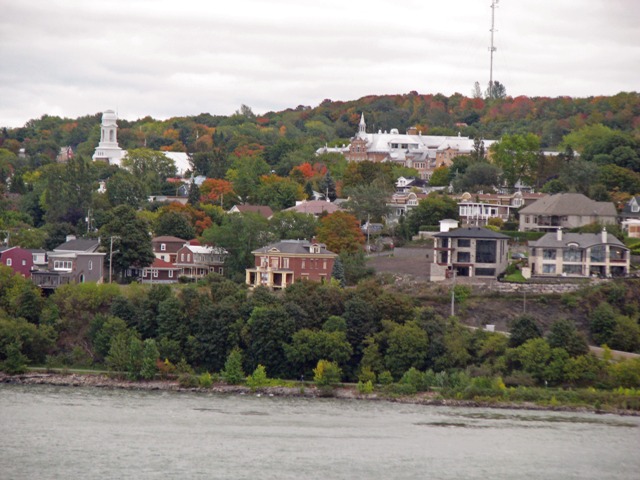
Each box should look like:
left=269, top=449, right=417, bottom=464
left=54, top=260, right=72, bottom=271
left=153, top=269, right=159, bottom=278
left=323, top=260, right=327, bottom=270
left=22, top=260, right=26, bottom=266
left=143, top=270, right=148, bottom=277
left=457, top=252, right=471, bottom=263
left=590, top=245, right=606, bottom=263
left=161, top=244, right=166, bottom=251
left=458, top=239, right=470, bottom=248
left=542, top=264, right=556, bottom=274
left=563, top=264, right=583, bottom=275
left=475, top=268, right=496, bottom=276
left=169, top=270, right=173, bottom=278
left=542, top=249, right=556, bottom=260
left=180, top=253, right=184, bottom=262
left=6, top=258, right=12, bottom=266
left=302, top=260, right=306, bottom=269
left=475, top=240, right=497, bottom=263
left=88, top=261, right=93, bottom=271
left=283, top=258, right=289, bottom=269
left=271, top=257, right=279, bottom=268
left=563, top=248, right=582, bottom=262
left=187, top=254, right=191, bottom=262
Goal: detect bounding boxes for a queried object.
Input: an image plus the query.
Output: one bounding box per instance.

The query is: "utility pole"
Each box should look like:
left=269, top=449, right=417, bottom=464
left=450, top=269, right=457, bottom=317
left=109, top=236, right=121, bottom=283
left=488, top=0, right=499, bottom=98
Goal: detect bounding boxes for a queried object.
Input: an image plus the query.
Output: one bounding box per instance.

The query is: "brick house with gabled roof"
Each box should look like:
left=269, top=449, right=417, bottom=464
left=174, top=244, right=227, bottom=280
left=140, top=258, right=181, bottom=284
left=151, top=236, right=187, bottom=263
left=246, top=239, right=338, bottom=289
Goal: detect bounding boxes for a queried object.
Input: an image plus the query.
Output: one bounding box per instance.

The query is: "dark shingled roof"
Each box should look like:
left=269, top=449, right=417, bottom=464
left=433, top=227, right=510, bottom=240
left=252, top=240, right=336, bottom=256
left=530, top=232, right=627, bottom=249
left=53, top=238, right=100, bottom=252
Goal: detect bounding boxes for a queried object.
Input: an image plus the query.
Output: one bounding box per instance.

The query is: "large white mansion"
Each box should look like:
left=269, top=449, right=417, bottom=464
left=316, top=114, right=496, bottom=180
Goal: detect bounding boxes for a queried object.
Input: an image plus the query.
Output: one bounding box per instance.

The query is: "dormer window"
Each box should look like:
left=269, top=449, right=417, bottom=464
left=310, top=245, right=320, bottom=254
left=632, top=204, right=639, bottom=213
left=160, top=243, right=166, bottom=251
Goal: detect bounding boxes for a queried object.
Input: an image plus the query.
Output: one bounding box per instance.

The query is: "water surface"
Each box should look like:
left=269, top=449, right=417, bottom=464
left=1, top=384, right=638, bottom=479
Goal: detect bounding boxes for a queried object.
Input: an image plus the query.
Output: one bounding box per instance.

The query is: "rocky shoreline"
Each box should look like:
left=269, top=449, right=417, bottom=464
left=2, top=371, right=637, bottom=416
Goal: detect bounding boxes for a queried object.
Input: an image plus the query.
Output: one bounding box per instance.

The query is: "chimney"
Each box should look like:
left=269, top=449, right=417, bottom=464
left=66, top=235, right=77, bottom=242
left=556, top=228, right=562, bottom=241
left=602, top=227, right=607, bottom=243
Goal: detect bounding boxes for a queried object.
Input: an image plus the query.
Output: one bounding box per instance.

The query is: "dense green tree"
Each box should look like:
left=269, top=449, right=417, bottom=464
left=342, top=179, right=393, bottom=223
left=546, top=319, right=589, bottom=357
left=244, top=305, right=295, bottom=378
left=285, top=329, right=352, bottom=376
left=405, top=193, right=458, bottom=235
left=153, top=210, right=195, bottom=240
left=428, top=166, right=450, bottom=187
left=383, top=321, right=429, bottom=379
left=268, top=211, right=318, bottom=241
left=490, top=133, right=540, bottom=189
left=509, top=314, right=542, bottom=348
left=222, top=348, right=245, bottom=385
left=121, top=148, right=177, bottom=195
left=99, top=205, right=155, bottom=279
left=106, top=170, right=147, bottom=208
left=589, top=302, right=617, bottom=346
left=201, top=212, right=272, bottom=280
left=451, top=162, right=500, bottom=193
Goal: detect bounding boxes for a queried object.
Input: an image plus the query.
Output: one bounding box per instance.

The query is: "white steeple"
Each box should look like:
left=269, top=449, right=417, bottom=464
left=358, top=113, right=367, bottom=138
left=92, top=110, right=125, bottom=166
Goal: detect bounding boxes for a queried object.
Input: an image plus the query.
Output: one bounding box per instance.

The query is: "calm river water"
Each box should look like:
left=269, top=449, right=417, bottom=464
left=1, top=384, right=638, bottom=480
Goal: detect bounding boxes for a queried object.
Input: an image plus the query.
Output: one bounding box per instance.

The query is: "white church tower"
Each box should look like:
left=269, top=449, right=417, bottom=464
left=92, top=110, right=125, bottom=166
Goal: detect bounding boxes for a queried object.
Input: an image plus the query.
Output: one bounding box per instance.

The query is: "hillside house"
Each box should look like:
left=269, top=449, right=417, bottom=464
left=174, top=244, right=227, bottom=280
left=431, top=227, right=510, bottom=281
left=528, top=228, right=629, bottom=278
left=31, top=237, right=105, bottom=289
left=0, top=247, right=34, bottom=278
left=246, top=239, right=337, bottom=289
left=518, top=193, right=617, bottom=232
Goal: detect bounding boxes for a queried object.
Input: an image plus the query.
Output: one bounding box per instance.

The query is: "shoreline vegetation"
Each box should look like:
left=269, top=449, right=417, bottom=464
left=3, top=371, right=639, bottom=417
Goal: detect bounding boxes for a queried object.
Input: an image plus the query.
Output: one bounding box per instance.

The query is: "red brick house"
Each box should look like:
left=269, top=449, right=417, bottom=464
left=174, top=244, right=227, bottom=280
left=140, top=258, right=181, bottom=284
left=151, top=236, right=187, bottom=263
left=0, top=246, right=34, bottom=278
left=246, top=239, right=338, bottom=289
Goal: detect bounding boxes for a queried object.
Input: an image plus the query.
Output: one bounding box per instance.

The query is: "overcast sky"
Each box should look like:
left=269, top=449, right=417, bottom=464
left=1, top=0, right=638, bottom=128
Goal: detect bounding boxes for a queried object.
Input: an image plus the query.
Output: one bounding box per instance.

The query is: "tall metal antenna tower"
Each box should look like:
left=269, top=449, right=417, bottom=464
left=488, top=0, right=499, bottom=98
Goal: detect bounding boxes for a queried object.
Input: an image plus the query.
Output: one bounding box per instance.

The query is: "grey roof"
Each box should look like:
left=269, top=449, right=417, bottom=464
left=433, top=227, right=510, bottom=240
left=519, top=193, right=616, bottom=217
left=530, top=232, right=627, bottom=249
left=53, top=238, right=100, bottom=253
left=252, top=239, right=336, bottom=256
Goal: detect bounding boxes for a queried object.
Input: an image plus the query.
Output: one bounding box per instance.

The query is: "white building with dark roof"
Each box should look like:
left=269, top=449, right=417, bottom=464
left=528, top=228, right=629, bottom=278
left=518, top=193, right=617, bottom=232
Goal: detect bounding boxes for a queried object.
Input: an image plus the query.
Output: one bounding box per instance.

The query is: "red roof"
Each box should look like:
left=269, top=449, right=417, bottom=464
left=149, top=258, right=180, bottom=269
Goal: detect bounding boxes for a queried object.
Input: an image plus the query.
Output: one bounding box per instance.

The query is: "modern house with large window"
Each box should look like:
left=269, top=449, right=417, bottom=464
left=431, top=227, right=510, bottom=281
left=246, top=239, right=337, bottom=289
left=528, top=228, right=629, bottom=278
